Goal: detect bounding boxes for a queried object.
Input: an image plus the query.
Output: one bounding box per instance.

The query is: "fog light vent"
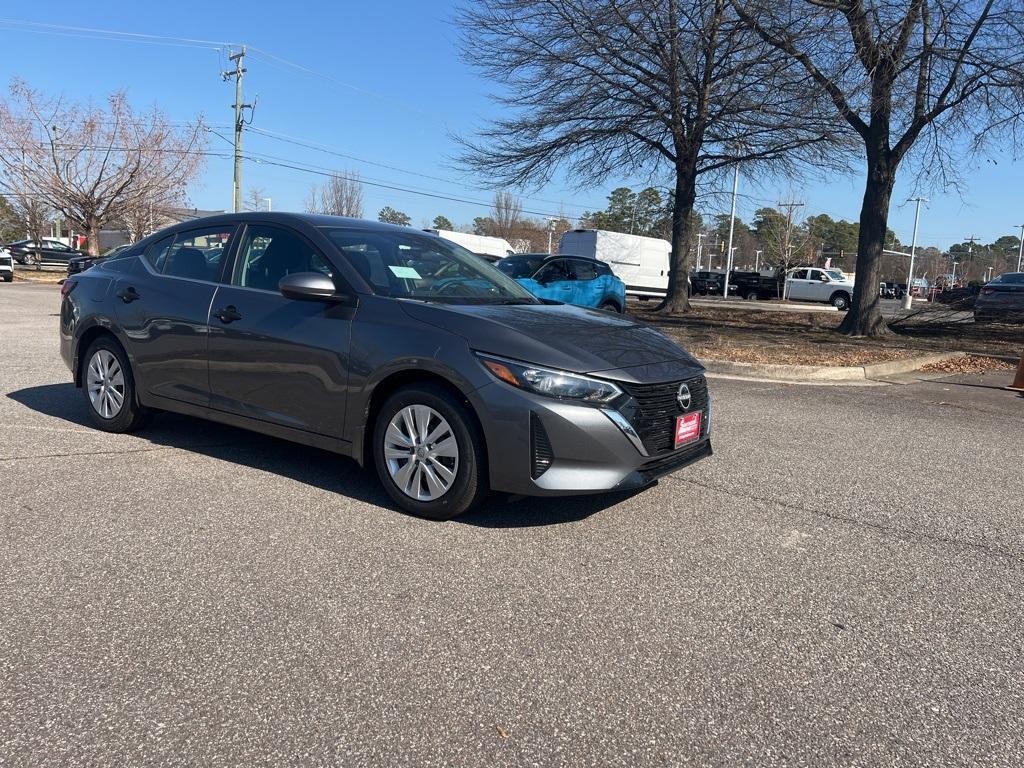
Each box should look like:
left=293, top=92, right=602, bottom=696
left=530, top=412, right=553, bottom=479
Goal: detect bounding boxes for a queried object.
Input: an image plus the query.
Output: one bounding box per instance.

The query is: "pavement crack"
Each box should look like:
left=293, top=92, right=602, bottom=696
left=672, top=476, right=1024, bottom=565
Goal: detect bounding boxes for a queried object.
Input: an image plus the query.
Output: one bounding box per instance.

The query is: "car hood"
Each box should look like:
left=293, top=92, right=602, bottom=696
left=400, top=300, right=704, bottom=379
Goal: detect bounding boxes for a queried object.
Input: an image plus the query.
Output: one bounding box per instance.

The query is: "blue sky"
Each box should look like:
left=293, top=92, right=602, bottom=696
left=1, top=1, right=1021, bottom=251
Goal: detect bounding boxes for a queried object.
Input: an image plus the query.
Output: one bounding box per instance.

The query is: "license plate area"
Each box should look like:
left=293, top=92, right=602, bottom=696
left=674, top=412, right=701, bottom=449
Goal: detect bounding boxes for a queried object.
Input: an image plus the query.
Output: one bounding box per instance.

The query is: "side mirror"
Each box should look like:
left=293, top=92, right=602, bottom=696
left=279, top=272, right=349, bottom=303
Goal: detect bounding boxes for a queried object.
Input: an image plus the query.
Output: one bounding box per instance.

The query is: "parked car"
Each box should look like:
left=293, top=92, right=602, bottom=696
left=785, top=267, right=855, bottom=310
left=4, top=238, right=84, bottom=265
left=508, top=254, right=626, bottom=313
left=974, top=272, right=1024, bottom=323
left=67, top=244, right=133, bottom=277
left=60, top=213, right=712, bottom=519
left=0, top=248, right=13, bottom=282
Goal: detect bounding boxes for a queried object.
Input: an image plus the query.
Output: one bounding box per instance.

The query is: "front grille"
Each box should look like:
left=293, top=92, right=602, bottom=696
left=530, top=412, right=553, bottom=479
left=618, top=375, right=709, bottom=455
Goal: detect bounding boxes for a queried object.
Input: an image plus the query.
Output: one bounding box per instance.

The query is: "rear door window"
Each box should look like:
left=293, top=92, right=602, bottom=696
left=569, top=260, right=599, bottom=281
left=161, top=227, right=235, bottom=282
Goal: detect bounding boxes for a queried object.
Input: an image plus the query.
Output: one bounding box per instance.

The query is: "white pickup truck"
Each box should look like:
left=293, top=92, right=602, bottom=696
left=785, top=267, right=855, bottom=310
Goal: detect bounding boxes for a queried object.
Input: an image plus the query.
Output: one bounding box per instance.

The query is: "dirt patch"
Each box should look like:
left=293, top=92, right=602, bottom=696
left=14, top=271, right=65, bottom=284
left=633, top=302, right=1022, bottom=367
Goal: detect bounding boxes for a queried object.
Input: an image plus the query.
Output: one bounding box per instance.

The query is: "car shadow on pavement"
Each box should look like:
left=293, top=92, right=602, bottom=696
left=8, top=383, right=633, bottom=527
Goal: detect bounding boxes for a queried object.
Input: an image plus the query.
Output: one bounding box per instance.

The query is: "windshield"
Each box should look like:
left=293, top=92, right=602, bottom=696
left=826, top=269, right=845, bottom=280
left=991, top=272, right=1024, bottom=284
left=323, top=228, right=538, bottom=304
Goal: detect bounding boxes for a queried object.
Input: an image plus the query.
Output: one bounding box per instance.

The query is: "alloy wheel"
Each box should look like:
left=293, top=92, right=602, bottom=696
left=384, top=405, right=459, bottom=501
left=86, top=349, right=126, bottom=419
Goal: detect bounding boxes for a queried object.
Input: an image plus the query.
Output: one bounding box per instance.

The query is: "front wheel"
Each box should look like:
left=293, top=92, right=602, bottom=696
left=81, top=336, right=151, bottom=432
left=372, top=384, right=488, bottom=520
left=599, top=300, right=622, bottom=313
left=2, top=274, right=12, bottom=283
left=745, top=290, right=759, bottom=301
left=831, top=292, right=851, bottom=311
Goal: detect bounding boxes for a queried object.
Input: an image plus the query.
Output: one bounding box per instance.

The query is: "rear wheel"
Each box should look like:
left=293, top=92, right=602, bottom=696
left=745, top=290, right=759, bottom=301
left=599, top=300, right=622, bottom=313
left=372, top=384, right=488, bottom=520
left=830, top=292, right=851, bottom=311
left=2, top=274, right=12, bottom=283
left=81, top=336, right=151, bottom=432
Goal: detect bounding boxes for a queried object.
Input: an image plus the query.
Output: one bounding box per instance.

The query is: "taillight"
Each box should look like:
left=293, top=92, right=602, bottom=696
left=60, top=279, right=77, bottom=298
left=982, top=287, right=994, bottom=295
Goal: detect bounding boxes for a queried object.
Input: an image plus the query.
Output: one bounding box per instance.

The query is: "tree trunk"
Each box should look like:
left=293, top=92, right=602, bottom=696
left=839, top=155, right=897, bottom=336
left=657, top=159, right=698, bottom=314
left=84, top=220, right=101, bottom=257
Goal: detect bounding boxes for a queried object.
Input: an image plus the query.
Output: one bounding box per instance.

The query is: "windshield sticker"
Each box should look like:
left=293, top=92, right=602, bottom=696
left=388, top=266, right=422, bottom=279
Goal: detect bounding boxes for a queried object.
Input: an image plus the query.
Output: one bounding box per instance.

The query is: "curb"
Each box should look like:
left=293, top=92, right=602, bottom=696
left=703, top=351, right=966, bottom=383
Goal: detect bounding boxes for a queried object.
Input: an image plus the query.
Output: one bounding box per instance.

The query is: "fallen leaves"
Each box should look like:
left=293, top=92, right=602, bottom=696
left=920, top=356, right=1017, bottom=374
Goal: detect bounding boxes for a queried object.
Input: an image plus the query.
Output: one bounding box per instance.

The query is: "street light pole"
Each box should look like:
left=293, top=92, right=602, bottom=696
left=903, top=197, right=927, bottom=310
left=755, top=249, right=762, bottom=272
left=264, top=197, right=272, bottom=212
left=696, top=232, right=705, bottom=271
left=1017, top=224, right=1024, bottom=272
left=723, top=162, right=740, bottom=298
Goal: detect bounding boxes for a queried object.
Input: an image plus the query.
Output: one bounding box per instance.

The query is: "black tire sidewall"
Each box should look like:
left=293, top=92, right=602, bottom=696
left=372, top=385, right=486, bottom=520
left=600, top=301, right=621, bottom=313
left=82, top=336, right=145, bottom=432
left=833, top=293, right=850, bottom=310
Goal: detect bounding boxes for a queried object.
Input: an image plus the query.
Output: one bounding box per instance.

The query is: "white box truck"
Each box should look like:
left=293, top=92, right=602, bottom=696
left=424, top=229, right=515, bottom=260
left=558, top=229, right=670, bottom=298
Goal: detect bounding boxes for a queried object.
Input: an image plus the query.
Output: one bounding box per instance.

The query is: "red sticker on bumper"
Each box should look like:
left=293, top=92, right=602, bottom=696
left=674, top=412, right=701, bottom=448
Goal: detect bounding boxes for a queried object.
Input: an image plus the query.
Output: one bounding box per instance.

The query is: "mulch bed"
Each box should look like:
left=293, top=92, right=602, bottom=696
left=633, top=303, right=1022, bottom=368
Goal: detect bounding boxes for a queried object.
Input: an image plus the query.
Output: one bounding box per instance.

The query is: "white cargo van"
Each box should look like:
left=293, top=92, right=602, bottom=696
left=424, top=229, right=515, bottom=260
left=558, top=229, right=670, bottom=298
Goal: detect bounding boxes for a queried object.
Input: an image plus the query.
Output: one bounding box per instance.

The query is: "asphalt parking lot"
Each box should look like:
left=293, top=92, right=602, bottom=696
left=2, top=282, right=1022, bottom=766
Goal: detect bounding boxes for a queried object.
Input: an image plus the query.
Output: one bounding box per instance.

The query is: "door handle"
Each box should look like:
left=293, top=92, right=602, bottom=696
left=213, top=305, right=242, bottom=324
left=116, top=286, right=140, bottom=303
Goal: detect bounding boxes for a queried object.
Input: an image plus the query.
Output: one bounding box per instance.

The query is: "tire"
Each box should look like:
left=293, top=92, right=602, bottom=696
left=599, top=300, right=622, bottom=313
left=2, top=274, right=12, bottom=283
left=372, top=384, right=488, bottom=520
left=830, top=292, right=851, bottom=311
left=81, top=336, right=151, bottom=433
left=745, top=290, right=759, bottom=301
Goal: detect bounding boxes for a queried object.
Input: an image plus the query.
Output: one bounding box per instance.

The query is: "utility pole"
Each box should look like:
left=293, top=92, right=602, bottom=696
left=903, top=197, right=927, bottom=310
left=723, top=162, right=740, bottom=298
left=1017, top=224, right=1024, bottom=272
left=695, top=232, right=705, bottom=271
left=223, top=46, right=248, bottom=213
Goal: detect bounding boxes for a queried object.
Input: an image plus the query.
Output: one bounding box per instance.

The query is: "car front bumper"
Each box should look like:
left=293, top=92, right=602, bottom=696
left=468, top=378, right=712, bottom=497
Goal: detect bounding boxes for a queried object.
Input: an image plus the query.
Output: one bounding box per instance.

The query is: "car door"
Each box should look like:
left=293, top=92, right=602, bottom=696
left=206, top=222, right=354, bottom=437
left=565, top=258, right=604, bottom=307
left=806, top=269, right=833, bottom=301
left=527, top=258, right=574, bottom=304
left=112, top=224, right=236, bottom=406
left=41, top=239, right=73, bottom=263
left=786, top=269, right=811, bottom=300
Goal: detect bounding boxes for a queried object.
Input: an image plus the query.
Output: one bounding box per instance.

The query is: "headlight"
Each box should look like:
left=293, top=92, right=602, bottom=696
left=476, top=353, right=622, bottom=404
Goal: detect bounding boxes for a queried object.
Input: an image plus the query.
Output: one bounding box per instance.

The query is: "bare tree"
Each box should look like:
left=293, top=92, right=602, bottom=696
left=491, top=190, right=522, bottom=240
left=305, top=172, right=364, bottom=218
left=245, top=186, right=268, bottom=213
left=3, top=191, right=51, bottom=266
left=0, top=81, right=206, bottom=256
left=457, top=0, right=838, bottom=312
left=735, top=0, right=1024, bottom=336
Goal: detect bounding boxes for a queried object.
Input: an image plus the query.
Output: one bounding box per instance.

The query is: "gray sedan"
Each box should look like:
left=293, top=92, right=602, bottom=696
left=59, top=213, right=712, bottom=519
left=975, top=272, right=1024, bottom=323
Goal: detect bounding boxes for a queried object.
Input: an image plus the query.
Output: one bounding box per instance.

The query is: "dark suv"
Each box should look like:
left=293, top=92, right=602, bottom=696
left=60, top=213, right=712, bottom=519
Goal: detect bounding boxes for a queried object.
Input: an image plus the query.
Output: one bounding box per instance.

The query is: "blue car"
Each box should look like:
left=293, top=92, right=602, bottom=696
left=498, top=254, right=627, bottom=313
